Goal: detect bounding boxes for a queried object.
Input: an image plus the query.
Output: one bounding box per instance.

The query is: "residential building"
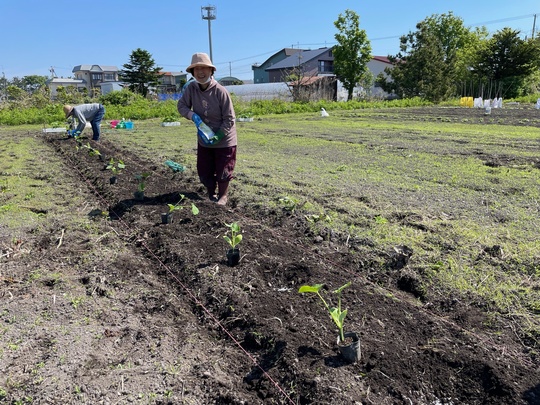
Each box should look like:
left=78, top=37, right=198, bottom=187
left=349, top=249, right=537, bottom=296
left=265, top=47, right=334, bottom=83
left=157, top=71, right=188, bottom=93
left=45, top=77, right=87, bottom=99
left=252, top=48, right=305, bottom=84
left=72, top=65, right=120, bottom=94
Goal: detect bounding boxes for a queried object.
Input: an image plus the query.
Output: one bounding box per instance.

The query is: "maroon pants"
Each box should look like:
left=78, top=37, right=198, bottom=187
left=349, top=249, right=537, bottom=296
left=197, top=144, right=236, bottom=190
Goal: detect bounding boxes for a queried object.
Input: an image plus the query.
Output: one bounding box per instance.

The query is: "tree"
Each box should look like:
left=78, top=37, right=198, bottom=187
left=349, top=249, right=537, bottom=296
left=21, top=75, right=47, bottom=93
left=378, top=12, right=476, bottom=102
left=471, top=28, right=540, bottom=98
left=333, top=9, right=372, bottom=101
left=120, top=48, right=163, bottom=97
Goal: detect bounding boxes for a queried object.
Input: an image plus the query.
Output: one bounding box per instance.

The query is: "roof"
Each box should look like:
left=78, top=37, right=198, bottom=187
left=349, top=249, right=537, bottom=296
left=159, top=71, right=186, bottom=76
left=372, top=56, right=392, bottom=64
left=266, top=48, right=332, bottom=71
left=72, top=65, right=119, bottom=73
left=45, top=78, right=85, bottom=85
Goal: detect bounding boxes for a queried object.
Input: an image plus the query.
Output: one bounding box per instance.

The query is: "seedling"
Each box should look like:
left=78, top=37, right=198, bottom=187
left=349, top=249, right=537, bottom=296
left=167, top=194, right=199, bottom=215
left=106, top=158, right=125, bottom=175
left=223, top=222, right=242, bottom=249
left=298, top=282, right=351, bottom=342
left=135, top=173, right=151, bottom=192
left=81, top=142, right=101, bottom=158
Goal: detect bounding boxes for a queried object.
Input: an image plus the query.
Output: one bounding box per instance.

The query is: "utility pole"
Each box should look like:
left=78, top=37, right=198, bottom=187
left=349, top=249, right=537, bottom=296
left=533, top=14, right=537, bottom=39
left=201, top=5, right=216, bottom=63
left=0, top=67, right=6, bottom=102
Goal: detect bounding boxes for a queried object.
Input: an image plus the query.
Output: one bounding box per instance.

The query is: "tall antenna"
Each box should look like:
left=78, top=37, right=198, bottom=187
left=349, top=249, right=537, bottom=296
left=49, top=66, right=57, bottom=78
left=201, top=5, right=217, bottom=63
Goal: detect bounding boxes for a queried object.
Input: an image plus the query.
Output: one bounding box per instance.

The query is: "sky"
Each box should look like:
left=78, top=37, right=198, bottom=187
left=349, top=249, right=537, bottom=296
left=1, top=0, right=539, bottom=81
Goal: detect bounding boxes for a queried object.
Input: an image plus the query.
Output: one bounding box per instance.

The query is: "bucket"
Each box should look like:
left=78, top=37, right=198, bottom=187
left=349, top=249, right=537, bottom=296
left=125, top=121, right=134, bottom=129
left=110, top=120, right=119, bottom=128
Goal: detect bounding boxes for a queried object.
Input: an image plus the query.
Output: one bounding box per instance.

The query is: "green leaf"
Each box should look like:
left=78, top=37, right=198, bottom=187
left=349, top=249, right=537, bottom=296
left=191, top=204, right=199, bottom=215
left=333, top=282, right=351, bottom=294
left=298, top=284, right=324, bottom=293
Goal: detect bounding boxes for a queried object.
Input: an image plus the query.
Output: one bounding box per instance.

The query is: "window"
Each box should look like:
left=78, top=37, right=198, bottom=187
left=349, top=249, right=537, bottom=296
left=92, top=73, right=102, bottom=80
left=103, top=73, right=115, bottom=81
left=318, top=61, right=333, bottom=73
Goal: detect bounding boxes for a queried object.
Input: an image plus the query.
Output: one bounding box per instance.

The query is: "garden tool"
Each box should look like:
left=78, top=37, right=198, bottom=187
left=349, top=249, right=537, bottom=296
left=164, top=160, right=185, bottom=173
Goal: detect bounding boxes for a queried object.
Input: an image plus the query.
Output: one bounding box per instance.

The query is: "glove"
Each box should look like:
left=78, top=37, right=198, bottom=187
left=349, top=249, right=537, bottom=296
left=67, top=129, right=80, bottom=137
left=212, top=129, right=225, bottom=143
left=191, top=113, right=203, bottom=127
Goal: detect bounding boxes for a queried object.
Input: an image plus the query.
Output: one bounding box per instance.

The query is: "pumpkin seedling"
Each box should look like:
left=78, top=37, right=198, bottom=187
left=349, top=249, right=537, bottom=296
left=167, top=194, right=199, bottom=215
left=135, top=172, right=151, bottom=192
left=133, top=172, right=151, bottom=201
left=162, top=194, right=199, bottom=224
left=223, top=222, right=242, bottom=249
left=298, top=282, right=351, bottom=342
left=106, top=158, right=125, bottom=184
left=223, top=222, right=242, bottom=266
left=106, top=158, right=125, bottom=176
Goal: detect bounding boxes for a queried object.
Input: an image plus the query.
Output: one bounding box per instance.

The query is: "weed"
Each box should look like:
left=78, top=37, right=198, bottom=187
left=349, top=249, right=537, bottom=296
left=70, top=296, right=84, bottom=310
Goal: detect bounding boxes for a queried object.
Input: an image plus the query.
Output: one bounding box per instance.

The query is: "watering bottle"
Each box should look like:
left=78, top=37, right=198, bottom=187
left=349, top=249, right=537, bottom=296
left=191, top=113, right=215, bottom=144
left=197, top=121, right=215, bottom=143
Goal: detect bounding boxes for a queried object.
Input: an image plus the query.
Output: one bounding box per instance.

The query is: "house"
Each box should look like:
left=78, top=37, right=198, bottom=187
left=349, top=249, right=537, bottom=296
left=72, top=65, right=121, bottom=95
left=217, top=76, right=244, bottom=86
left=45, top=77, right=88, bottom=99
left=252, top=48, right=305, bottom=84
left=365, top=56, right=394, bottom=99
left=265, top=47, right=335, bottom=83
left=157, top=71, right=188, bottom=93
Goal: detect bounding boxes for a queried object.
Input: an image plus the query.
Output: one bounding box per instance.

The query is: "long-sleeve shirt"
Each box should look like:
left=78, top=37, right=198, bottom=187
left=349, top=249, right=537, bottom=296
left=177, top=79, right=237, bottom=148
left=71, top=103, right=103, bottom=133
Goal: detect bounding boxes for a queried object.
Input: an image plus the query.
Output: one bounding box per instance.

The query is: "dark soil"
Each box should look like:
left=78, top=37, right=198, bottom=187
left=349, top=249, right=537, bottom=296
left=1, top=106, right=540, bottom=404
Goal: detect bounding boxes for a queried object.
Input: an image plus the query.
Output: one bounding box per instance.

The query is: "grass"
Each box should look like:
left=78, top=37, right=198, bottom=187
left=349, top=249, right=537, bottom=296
left=1, top=107, right=539, bottom=346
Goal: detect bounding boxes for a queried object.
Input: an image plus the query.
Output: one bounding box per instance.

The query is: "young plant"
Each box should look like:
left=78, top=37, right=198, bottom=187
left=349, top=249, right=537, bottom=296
left=82, top=142, right=101, bottom=158
left=106, top=158, right=125, bottom=176
left=298, top=282, right=351, bottom=342
left=223, top=222, right=242, bottom=249
left=135, top=173, right=151, bottom=192
left=167, top=194, right=199, bottom=215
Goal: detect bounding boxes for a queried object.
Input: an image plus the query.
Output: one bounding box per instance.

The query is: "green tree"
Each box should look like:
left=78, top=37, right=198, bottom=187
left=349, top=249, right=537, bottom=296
left=120, top=48, right=163, bottom=98
left=472, top=28, right=540, bottom=98
left=378, top=12, right=476, bottom=102
left=333, top=9, right=372, bottom=101
left=6, top=85, right=25, bottom=101
left=21, top=75, right=48, bottom=93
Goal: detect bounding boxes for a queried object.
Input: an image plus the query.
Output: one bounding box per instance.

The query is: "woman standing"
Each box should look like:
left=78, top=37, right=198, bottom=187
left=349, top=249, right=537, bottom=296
left=178, top=53, right=237, bottom=206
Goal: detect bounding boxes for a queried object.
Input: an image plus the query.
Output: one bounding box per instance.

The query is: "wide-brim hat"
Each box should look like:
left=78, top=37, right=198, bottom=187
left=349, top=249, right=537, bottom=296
left=63, top=105, right=73, bottom=118
left=186, top=53, right=216, bottom=74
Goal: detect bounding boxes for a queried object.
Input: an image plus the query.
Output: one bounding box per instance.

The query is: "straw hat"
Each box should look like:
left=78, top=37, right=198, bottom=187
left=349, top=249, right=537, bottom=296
left=186, top=53, right=216, bottom=74
left=63, top=105, right=73, bottom=118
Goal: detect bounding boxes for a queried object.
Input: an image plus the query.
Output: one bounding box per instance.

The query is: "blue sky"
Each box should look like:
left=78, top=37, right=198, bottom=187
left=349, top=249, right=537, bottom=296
left=1, top=0, right=539, bottom=81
